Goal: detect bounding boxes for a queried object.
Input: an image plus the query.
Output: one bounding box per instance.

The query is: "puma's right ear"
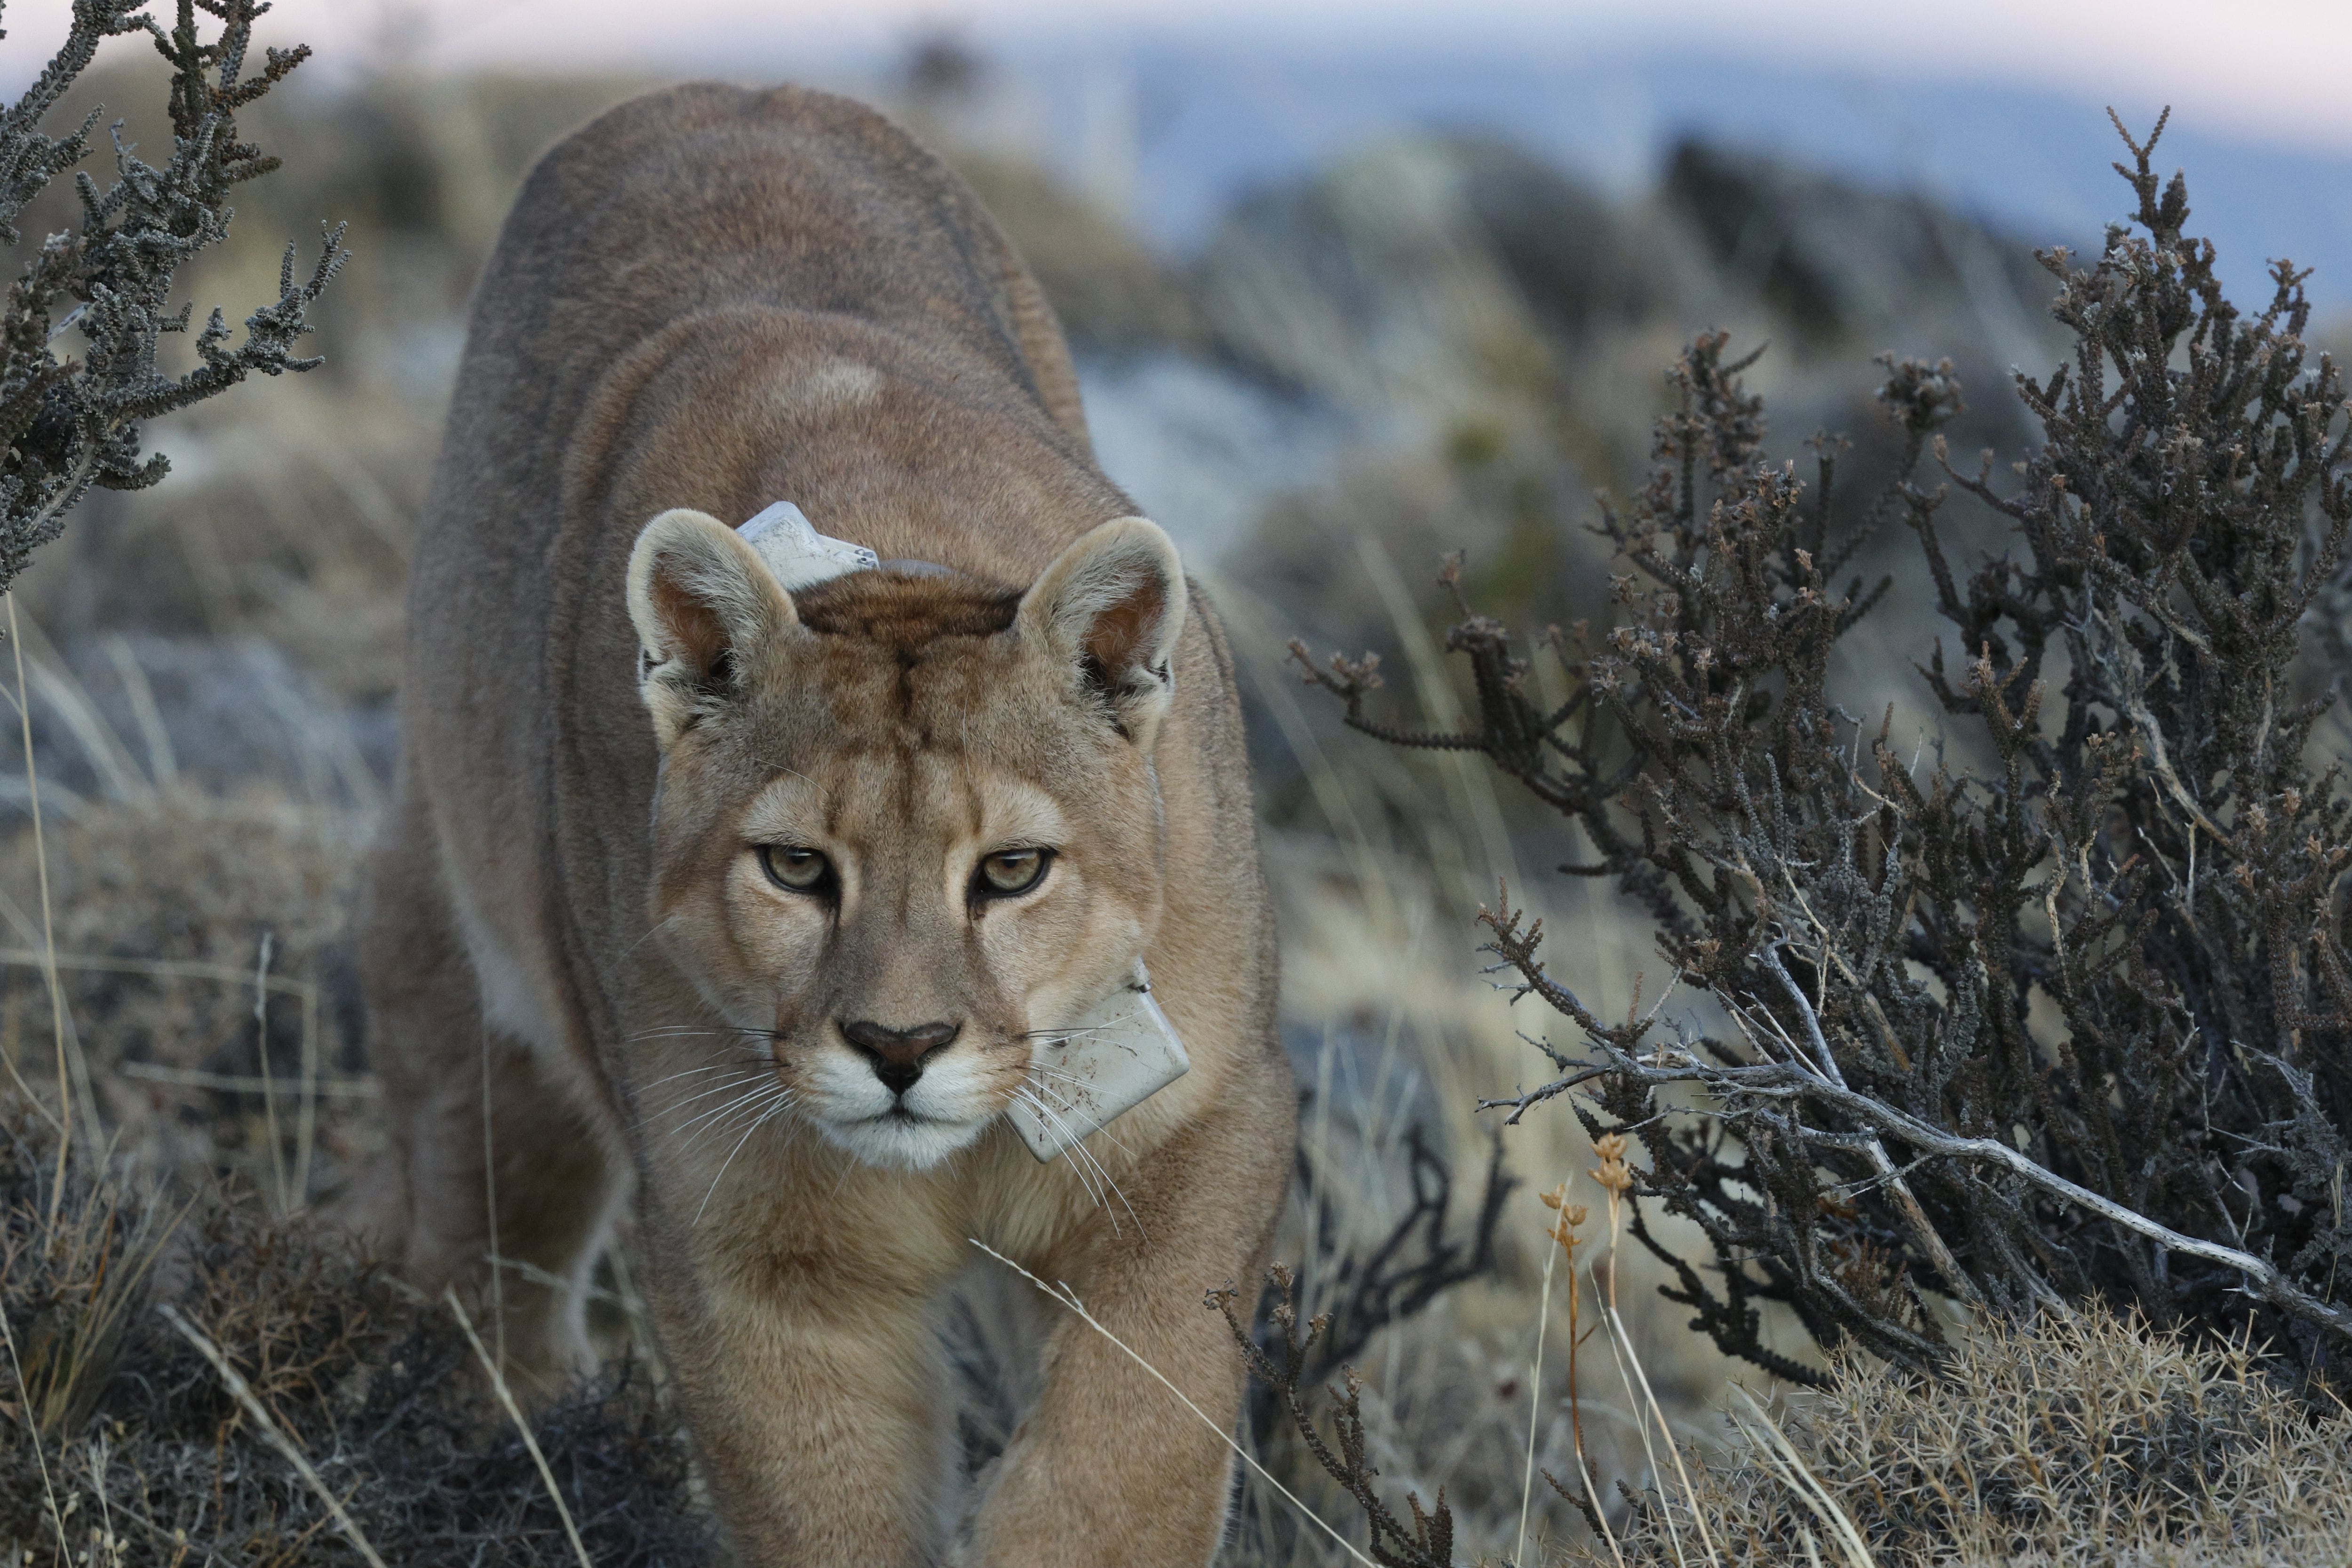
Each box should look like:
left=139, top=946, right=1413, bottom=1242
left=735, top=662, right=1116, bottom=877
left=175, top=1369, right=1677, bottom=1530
left=627, top=508, right=797, bottom=748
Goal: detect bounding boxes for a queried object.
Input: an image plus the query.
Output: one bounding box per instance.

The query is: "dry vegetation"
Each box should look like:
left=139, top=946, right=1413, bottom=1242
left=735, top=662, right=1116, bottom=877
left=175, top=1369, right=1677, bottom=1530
left=2, top=14, right=2349, bottom=1568
left=1277, top=111, right=2352, bottom=1568
left=1588, top=1304, right=2352, bottom=1568
left=2, top=1084, right=713, bottom=1563
left=0, top=0, right=342, bottom=590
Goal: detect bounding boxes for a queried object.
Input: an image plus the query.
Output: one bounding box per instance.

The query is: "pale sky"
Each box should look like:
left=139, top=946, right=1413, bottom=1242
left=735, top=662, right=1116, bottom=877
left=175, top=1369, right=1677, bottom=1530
left=4, top=0, right=2351, bottom=153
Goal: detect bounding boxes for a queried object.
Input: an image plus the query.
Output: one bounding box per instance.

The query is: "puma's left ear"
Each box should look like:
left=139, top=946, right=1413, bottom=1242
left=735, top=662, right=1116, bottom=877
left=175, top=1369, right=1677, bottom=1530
left=1017, top=517, right=1187, bottom=750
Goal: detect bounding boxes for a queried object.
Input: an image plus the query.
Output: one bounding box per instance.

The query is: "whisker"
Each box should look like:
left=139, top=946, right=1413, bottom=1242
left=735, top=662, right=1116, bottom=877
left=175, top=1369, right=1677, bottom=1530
left=1022, top=1066, right=1143, bottom=1156
left=694, top=1091, right=798, bottom=1226
left=639, top=1086, right=769, bottom=1138
left=1025, top=1062, right=1143, bottom=1123
left=1064, top=1135, right=1133, bottom=1235
left=1017, top=1090, right=1110, bottom=1221
left=630, top=1013, right=784, bottom=1048
left=639, top=1069, right=773, bottom=1122
left=1016, top=1086, right=1137, bottom=1236
left=1024, top=1080, right=1144, bottom=1238
left=1013, top=1089, right=1097, bottom=1195
left=624, top=914, right=680, bottom=958
left=672, top=1097, right=787, bottom=1174
left=673, top=1083, right=790, bottom=1154
left=652, top=1077, right=783, bottom=1144
left=636, top=1060, right=769, bottom=1093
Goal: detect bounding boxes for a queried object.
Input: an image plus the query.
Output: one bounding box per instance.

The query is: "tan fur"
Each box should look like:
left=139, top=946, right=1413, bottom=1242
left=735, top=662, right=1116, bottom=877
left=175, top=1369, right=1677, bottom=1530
left=351, top=83, right=1292, bottom=1566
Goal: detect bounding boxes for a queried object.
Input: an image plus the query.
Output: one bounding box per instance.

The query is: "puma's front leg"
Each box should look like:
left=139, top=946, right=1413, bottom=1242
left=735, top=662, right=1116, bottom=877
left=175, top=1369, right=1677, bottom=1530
left=969, top=1132, right=1286, bottom=1568
left=651, top=1251, right=952, bottom=1566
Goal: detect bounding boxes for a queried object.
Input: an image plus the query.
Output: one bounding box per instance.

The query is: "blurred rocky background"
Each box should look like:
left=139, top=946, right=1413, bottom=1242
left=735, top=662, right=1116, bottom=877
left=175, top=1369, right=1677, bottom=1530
left=2, top=36, right=2153, bottom=829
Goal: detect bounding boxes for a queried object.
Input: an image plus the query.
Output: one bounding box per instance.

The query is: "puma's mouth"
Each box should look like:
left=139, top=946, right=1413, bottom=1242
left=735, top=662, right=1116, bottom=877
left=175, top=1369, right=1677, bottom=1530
left=813, top=1101, right=992, bottom=1170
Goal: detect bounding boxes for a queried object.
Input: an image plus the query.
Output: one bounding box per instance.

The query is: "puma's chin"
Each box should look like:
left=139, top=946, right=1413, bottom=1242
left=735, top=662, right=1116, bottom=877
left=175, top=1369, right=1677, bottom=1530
left=815, top=1107, right=991, bottom=1171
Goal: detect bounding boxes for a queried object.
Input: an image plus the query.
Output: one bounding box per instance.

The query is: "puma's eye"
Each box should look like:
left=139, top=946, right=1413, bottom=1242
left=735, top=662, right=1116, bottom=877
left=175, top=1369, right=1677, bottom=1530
left=975, top=847, right=1051, bottom=898
left=759, top=844, right=832, bottom=894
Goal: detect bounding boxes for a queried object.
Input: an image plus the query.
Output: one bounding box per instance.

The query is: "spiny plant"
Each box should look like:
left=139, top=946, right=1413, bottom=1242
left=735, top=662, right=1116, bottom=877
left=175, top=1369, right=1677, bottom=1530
left=0, top=0, right=345, bottom=590
left=1211, top=1264, right=1459, bottom=1568
left=1297, top=111, right=2352, bottom=1390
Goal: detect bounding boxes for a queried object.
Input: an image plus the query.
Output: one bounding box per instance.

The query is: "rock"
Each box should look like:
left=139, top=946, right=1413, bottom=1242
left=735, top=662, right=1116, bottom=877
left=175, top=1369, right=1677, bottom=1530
left=952, top=154, right=1207, bottom=352
left=1664, top=137, right=2058, bottom=368
left=1192, top=135, right=1605, bottom=417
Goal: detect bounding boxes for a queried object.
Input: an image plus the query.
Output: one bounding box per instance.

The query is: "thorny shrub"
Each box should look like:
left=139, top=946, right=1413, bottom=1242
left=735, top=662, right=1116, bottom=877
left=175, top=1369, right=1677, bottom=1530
left=1298, top=111, right=2352, bottom=1390
left=1211, top=1265, right=1459, bottom=1568
left=0, top=0, right=345, bottom=591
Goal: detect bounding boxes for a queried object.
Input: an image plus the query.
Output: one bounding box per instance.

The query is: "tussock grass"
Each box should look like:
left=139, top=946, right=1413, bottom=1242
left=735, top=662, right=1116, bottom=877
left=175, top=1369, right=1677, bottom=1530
left=0, top=772, right=703, bottom=1564
left=1590, top=1305, right=2352, bottom=1568
left=0, top=1086, right=714, bottom=1565
left=0, top=784, right=374, bottom=1212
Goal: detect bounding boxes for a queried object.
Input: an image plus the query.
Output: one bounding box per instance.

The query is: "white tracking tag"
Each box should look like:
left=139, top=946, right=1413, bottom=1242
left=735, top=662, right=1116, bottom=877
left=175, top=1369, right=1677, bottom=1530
left=738, top=501, right=878, bottom=591
left=1008, top=964, right=1191, bottom=1162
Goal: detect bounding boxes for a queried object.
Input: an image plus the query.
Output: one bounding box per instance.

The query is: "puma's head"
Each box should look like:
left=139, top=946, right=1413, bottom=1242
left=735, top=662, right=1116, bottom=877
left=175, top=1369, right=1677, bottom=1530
left=626, top=509, right=1186, bottom=1170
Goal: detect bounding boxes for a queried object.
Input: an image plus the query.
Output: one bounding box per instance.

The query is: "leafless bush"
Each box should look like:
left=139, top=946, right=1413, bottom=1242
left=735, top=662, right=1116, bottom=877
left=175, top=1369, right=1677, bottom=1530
left=1297, top=111, right=2352, bottom=1390
left=1211, top=1264, right=1460, bottom=1568
left=0, top=0, right=345, bottom=590
left=1290, top=1125, right=1515, bottom=1387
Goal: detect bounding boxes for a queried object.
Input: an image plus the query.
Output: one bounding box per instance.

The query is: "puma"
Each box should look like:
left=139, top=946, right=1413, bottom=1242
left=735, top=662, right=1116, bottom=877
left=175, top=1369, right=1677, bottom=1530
left=354, top=83, right=1293, bottom=1564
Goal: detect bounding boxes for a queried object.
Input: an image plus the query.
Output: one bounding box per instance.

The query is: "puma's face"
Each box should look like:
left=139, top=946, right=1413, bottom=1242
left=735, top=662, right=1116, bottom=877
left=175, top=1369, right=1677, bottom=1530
left=628, top=512, right=1184, bottom=1170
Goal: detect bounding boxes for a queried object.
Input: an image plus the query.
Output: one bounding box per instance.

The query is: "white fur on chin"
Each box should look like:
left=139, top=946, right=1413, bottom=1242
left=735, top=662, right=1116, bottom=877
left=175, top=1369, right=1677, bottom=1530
left=814, top=1111, right=990, bottom=1170
left=803, top=1046, right=1004, bottom=1170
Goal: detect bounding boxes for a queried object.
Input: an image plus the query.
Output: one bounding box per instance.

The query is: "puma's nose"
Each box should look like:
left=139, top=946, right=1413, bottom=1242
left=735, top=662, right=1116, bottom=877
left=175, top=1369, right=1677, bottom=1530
left=841, top=1019, right=961, bottom=1097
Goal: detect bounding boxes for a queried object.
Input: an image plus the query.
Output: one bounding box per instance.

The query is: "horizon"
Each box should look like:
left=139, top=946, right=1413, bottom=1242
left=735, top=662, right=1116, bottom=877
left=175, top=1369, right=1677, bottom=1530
left=2, top=1, right=2347, bottom=317
left=1, top=0, right=2349, bottom=157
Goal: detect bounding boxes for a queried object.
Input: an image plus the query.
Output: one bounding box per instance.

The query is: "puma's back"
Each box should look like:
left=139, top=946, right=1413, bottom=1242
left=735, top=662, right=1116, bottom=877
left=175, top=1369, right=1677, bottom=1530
left=359, top=84, right=1290, bottom=1566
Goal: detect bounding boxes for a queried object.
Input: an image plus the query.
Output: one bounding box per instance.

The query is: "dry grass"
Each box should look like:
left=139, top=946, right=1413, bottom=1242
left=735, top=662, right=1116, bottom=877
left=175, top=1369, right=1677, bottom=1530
left=0, top=783, right=377, bottom=1212
left=0, top=1085, right=714, bottom=1565
left=1584, top=1304, right=2352, bottom=1568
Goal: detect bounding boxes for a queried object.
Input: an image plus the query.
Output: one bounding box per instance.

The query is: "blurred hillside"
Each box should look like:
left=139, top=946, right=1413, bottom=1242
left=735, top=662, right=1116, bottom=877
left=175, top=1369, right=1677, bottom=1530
left=867, top=38, right=2352, bottom=321
left=6, top=56, right=2087, bottom=827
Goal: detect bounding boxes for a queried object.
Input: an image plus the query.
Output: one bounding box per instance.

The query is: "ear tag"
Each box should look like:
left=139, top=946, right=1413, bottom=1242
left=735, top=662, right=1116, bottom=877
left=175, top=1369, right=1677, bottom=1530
left=1009, top=964, right=1191, bottom=1162
left=738, top=501, right=878, bottom=591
